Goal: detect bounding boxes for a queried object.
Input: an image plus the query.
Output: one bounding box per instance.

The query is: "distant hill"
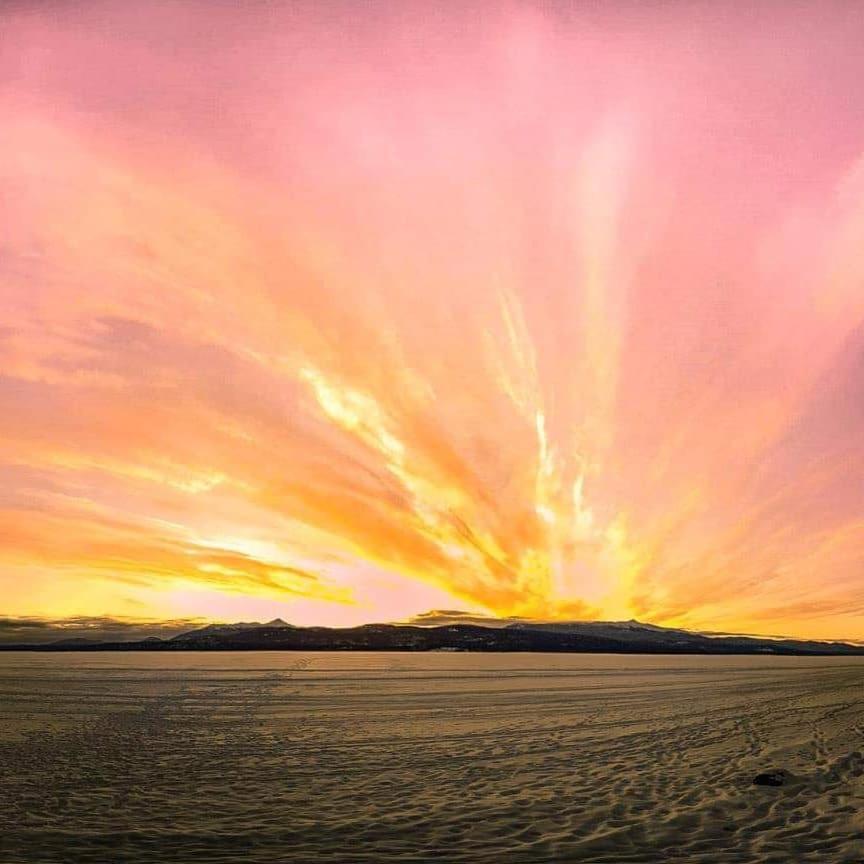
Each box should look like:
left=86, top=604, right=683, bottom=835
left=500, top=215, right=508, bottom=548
left=2, top=618, right=863, bottom=655
left=169, top=619, right=293, bottom=641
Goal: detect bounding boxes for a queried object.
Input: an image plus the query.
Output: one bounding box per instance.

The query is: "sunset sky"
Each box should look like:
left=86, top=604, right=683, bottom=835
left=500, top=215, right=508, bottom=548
left=2, top=1, right=864, bottom=640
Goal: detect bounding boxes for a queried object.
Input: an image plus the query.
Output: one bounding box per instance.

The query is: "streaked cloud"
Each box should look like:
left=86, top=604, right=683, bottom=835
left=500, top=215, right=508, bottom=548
left=1, top=1, right=864, bottom=638
left=0, top=616, right=203, bottom=645
left=401, top=610, right=536, bottom=628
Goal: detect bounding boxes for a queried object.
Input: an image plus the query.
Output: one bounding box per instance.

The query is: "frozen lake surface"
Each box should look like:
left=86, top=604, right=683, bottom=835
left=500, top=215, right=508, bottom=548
left=1, top=652, right=863, bottom=862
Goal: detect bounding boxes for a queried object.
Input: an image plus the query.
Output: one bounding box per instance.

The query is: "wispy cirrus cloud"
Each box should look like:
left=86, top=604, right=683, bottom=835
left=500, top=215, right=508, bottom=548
left=1, top=1, right=864, bottom=638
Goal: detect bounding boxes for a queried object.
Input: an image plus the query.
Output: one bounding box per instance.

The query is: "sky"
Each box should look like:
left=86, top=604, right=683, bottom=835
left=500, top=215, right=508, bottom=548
left=1, top=1, right=864, bottom=640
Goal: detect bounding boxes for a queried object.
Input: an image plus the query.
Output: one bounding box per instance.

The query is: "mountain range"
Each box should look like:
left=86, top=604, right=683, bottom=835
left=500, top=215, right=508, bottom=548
left=4, top=617, right=864, bottom=655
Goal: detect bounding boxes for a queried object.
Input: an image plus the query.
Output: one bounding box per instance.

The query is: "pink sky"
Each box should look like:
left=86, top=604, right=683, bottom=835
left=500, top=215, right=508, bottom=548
left=2, top=1, right=864, bottom=638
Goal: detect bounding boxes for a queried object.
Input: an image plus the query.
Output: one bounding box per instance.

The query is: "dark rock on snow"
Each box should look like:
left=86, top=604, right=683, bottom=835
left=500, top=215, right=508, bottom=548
left=752, top=770, right=789, bottom=787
